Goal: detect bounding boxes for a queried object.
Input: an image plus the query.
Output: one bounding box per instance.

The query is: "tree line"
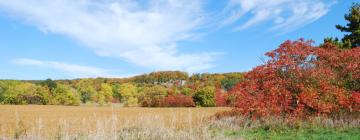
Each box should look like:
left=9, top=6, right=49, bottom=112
left=0, top=72, right=244, bottom=107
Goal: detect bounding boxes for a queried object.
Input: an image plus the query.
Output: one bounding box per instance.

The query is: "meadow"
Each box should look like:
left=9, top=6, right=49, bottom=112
left=0, top=105, right=231, bottom=140
left=1, top=105, right=359, bottom=140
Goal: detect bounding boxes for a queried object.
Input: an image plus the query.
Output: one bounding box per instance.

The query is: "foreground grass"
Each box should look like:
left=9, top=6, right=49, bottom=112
left=210, top=115, right=360, bottom=140
left=0, top=105, right=359, bottom=140
left=223, top=125, right=360, bottom=140
left=0, top=105, right=231, bottom=140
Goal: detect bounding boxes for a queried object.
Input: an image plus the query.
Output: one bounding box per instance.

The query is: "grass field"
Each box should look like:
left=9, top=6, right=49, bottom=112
left=0, top=105, right=230, bottom=140
left=0, top=105, right=359, bottom=140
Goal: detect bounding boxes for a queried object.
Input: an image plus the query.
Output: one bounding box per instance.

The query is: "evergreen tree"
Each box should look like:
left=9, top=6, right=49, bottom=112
left=336, top=3, right=360, bottom=48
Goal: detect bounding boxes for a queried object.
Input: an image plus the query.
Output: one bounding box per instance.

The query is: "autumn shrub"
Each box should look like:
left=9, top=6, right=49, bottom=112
left=193, top=86, right=216, bottom=107
left=351, top=92, right=360, bottom=112
left=181, top=87, right=195, bottom=96
left=164, top=94, right=195, bottom=107
left=215, top=89, right=228, bottom=106
left=229, top=39, right=360, bottom=119
left=140, top=85, right=167, bottom=107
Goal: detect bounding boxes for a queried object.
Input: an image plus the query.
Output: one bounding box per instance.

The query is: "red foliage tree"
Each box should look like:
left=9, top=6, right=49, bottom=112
left=229, top=39, right=360, bottom=118
left=164, top=94, right=195, bottom=107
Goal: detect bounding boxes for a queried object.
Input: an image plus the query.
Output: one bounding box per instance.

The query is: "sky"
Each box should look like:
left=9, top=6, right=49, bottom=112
left=0, top=0, right=356, bottom=80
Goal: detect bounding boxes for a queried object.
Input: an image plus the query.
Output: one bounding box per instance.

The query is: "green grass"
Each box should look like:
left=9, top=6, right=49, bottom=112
left=224, top=126, right=360, bottom=140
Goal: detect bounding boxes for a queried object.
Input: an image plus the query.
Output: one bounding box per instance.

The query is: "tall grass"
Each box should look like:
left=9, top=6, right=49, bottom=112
left=1, top=105, right=358, bottom=140
left=0, top=105, right=232, bottom=140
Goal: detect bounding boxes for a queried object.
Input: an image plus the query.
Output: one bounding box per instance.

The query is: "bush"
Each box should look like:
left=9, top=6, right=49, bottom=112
left=229, top=40, right=360, bottom=118
left=181, top=87, right=194, bottom=96
left=215, top=89, right=228, bottom=107
left=193, top=86, right=215, bottom=107
left=352, top=92, right=360, bottom=112
left=140, top=85, right=167, bottom=107
left=164, top=94, right=195, bottom=107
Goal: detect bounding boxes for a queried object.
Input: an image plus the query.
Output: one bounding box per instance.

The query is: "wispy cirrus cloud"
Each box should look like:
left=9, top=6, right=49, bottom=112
left=0, top=0, right=219, bottom=72
left=12, top=58, right=113, bottom=78
left=222, top=0, right=333, bottom=32
left=0, top=0, right=335, bottom=76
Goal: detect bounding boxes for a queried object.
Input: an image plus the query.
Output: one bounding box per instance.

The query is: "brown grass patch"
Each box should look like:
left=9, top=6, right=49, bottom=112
left=0, top=105, right=229, bottom=139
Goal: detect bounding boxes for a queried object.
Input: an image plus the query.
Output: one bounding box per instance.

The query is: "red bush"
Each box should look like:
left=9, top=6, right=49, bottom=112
left=215, top=88, right=228, bottom=106
left=164, top=94, right=195, bottom=107
left=229, top=39, right=360, bottom=118
left=351, top=92, right=360, bottom=112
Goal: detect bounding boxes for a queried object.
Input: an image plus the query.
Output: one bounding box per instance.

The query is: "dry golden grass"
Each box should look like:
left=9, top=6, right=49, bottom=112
left=0, top=105, right=230, bottom=140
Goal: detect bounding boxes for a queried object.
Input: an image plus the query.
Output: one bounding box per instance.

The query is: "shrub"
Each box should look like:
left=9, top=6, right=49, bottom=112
left=215, top=89, right=228, bottom=107
left=140, top=85, right=167, bottom=107
left=193, top=86, right=216, bottom=107
left=181, top=87, right=194, bottom=96
left=164, top=94, right=195, bottom=107
left=352, top=92, right=360, bottom=112
left=229, top=39, right=360, bottom=119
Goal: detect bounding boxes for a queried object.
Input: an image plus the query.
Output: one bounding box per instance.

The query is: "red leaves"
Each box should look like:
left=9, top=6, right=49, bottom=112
left=164, top=94, right=195, bottom=107
left=215, top=89, right=228, bottom=106
left=229, top=39, right=360, bottom=119
left=352, top=92, right=360, bottom=104
left=351, top=92, right=360, bottom=112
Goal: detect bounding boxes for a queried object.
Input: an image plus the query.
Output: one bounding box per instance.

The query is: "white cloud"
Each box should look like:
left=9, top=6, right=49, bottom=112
left=222, top=0, right=332, bottom=32
left=0, top=0, right=218, bottom=72
left=12, top=58, right=113, bottom=78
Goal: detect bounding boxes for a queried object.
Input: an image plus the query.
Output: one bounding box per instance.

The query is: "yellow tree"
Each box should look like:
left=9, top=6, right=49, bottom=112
left=118, top=83, right=138, bottom=107
left=98, top=83, right=113, bottom=105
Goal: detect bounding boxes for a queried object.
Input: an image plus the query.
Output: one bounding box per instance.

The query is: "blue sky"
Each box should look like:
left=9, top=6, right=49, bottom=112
left=0, top=0, right=356, bottom=80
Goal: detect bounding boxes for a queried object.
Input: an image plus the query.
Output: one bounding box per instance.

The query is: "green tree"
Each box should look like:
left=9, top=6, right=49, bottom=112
left=323, top=37, right=344, bottom=47
left=336, top=3, right=360, bottom=48
left=0, top=81, right=19, bottom=104
left=40, top=78, right=57, bottom=90
left=75, top=79, right=97, bottom=103
left=181, top=87, right=194, bottom=96
left=52, top=84, right=80, bottom=105
left=1, top=82, right=50, bottom=105
left=97, top=83, right=113, bottom=105
left=221, top=73, right=244, bottom=91
left=193, top=86, right=216, bottom=107
left=117, top=83, right=138, bottom=107
left=0, top=82, right=5, bottom=103
left=112, top=83, right=122, bottom=102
